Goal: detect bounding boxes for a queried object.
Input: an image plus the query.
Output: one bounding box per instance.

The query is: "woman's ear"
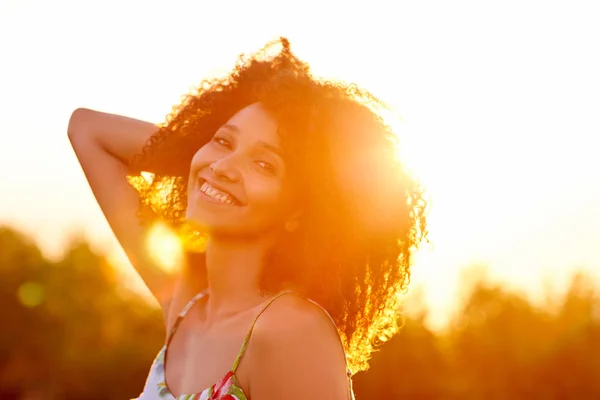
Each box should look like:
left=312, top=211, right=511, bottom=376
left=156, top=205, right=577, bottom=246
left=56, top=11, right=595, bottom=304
left=284, top=211, right=302, bottom=233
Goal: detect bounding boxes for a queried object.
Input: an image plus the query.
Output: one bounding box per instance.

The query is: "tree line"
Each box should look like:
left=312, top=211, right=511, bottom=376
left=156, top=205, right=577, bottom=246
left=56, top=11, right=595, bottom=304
left=1, top=227, right=598, bottom=399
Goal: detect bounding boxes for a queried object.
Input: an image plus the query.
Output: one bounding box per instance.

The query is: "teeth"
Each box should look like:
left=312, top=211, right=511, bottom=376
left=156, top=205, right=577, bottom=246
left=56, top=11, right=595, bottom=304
left=199, top=181, right=236, bottom=205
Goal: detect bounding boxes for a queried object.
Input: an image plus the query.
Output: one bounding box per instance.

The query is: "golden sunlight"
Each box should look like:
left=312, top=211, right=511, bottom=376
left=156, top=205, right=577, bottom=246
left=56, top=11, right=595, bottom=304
left=146, top=222, right=183, bottom=273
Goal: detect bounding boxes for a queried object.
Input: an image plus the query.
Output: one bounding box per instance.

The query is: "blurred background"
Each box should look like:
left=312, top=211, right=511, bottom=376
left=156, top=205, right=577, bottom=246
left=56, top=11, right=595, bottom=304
left=1, top=0, right=599, bottom=398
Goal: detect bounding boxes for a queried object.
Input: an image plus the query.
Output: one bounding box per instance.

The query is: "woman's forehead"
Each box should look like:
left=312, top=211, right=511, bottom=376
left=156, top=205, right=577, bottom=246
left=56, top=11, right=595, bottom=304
left=225, top=102, right=280, bottom=145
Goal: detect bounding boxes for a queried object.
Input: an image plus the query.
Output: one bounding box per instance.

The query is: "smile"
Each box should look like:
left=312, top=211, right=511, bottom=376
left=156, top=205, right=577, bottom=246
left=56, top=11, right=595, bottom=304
left=199, top=181, right=241, bottom=206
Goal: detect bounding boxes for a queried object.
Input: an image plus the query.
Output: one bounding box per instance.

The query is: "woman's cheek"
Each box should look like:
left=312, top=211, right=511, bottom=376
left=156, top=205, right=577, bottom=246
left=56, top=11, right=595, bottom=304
left=249, top=180, right=286, bottom=208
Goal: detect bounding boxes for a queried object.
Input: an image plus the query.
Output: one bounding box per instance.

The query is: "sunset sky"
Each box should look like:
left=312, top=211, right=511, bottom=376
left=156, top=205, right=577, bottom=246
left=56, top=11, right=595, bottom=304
left=1, top=0, right=599, bottom=329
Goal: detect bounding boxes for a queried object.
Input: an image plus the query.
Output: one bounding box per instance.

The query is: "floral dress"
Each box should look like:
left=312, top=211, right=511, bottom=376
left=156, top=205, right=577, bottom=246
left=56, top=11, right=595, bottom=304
left=134, top=290, right=354, bottom=400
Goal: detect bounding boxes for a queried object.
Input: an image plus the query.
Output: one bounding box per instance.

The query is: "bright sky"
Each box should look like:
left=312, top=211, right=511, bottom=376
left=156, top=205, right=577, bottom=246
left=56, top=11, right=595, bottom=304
left=1, top=0, right=599, bottom=329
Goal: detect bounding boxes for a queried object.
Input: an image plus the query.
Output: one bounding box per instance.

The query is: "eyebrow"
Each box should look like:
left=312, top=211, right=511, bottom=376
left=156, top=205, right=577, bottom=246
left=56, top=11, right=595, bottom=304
left=219, top=124, right=285, bottom=158
left=221, top=124, right=239, bottom=133
left=258, top=141, right=285, bottom=158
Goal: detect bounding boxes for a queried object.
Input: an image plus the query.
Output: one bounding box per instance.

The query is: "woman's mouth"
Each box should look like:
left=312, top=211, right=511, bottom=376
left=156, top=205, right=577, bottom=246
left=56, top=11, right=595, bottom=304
left=198, top=181, right=242, bottom=206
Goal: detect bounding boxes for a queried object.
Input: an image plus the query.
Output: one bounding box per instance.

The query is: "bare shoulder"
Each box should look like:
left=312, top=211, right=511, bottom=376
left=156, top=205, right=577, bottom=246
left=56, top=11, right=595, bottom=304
left=245, top=294, right=350, bottom=400
left=257, top=294, right=338, bottom=336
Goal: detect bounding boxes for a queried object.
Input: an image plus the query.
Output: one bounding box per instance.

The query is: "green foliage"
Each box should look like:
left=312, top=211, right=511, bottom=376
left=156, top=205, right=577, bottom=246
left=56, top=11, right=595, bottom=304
left=1, top=226, right=598, bottom=399
left=353, top=275, right=600, bottom=399
left=0, top=227, right=164, bottom=399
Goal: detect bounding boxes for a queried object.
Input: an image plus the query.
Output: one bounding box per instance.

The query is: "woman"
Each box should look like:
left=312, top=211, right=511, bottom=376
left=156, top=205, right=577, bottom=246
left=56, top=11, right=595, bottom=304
left=68, top=38, right=427, bottom=400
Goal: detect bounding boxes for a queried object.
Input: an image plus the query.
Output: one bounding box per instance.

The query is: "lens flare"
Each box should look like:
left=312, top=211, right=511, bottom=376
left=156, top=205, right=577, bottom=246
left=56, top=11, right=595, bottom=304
left=146, top=222, right=183, bottom=273
left=17, top=281, right=45, bottom=308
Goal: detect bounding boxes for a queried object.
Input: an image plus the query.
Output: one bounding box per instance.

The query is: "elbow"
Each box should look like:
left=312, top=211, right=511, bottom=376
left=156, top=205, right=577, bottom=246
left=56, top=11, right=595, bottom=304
left=67, top=108, right=94, bottom=140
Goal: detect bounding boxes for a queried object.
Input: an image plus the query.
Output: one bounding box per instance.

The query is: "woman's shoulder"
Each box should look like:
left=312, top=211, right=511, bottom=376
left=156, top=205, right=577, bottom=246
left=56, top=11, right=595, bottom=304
left=244, top=293, right=349, bottom=398
left=256, top=293, right=339, bottom=337
left=248, top=292, right=347, bottom=367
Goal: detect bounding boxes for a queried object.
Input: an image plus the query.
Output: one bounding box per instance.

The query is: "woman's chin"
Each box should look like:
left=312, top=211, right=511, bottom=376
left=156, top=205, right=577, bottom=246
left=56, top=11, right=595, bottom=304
left=185, top=207, right=236, bottom=235
left=185, top=208, right=210, bottom=230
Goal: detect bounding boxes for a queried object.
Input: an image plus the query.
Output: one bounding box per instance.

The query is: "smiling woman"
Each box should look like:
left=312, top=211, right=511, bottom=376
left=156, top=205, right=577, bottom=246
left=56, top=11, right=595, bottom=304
left=68, top=37, right=427, bottom=400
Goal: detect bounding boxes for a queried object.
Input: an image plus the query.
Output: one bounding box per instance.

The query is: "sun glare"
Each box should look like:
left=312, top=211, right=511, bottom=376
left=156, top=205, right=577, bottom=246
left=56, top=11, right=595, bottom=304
left=146, top=222, right=183, bottom=273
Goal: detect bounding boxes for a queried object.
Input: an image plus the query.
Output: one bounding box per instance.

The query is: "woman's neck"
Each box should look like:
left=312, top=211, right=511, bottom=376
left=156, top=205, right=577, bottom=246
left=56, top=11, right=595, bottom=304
left=203, top=235, right=271, bottom=321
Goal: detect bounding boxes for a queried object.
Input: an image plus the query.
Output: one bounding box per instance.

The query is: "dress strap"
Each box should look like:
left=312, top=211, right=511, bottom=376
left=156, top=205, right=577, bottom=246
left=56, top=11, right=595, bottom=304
left=304, top=298, right=353, bottom=377
left=230, top=292, right=355, bottom=399
left=305, top=298, right=355, bottom=399
left=231, top=290, right=293, bottom=373
left=166, top=289, right=208, bottom=345
left=306, top=298, right=355, bottom=400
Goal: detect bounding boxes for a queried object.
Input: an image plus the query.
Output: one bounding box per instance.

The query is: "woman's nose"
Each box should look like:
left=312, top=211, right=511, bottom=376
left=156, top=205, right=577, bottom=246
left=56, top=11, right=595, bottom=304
left=210, top=155, right=242, bottom=182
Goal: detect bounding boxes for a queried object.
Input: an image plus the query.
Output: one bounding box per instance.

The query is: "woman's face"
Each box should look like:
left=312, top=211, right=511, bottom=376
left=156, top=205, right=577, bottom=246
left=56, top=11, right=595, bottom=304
left=186, top=103, right=292, bottom=238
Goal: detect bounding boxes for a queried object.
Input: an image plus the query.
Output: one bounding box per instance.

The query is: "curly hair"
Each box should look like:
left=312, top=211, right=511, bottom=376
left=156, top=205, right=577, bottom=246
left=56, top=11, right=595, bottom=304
left=128, top=37, right=427, bottom=373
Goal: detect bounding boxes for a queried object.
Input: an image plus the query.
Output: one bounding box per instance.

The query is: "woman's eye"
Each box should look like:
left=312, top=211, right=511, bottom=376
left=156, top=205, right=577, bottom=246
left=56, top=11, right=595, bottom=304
left=212, top=135, right=231, bottom=148
left=256, top=161, right=275, bottom=172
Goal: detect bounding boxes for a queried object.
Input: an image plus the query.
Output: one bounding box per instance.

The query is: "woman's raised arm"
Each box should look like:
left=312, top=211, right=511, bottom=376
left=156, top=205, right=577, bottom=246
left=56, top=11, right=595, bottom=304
left=68, top=108, right=176, bottom=311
